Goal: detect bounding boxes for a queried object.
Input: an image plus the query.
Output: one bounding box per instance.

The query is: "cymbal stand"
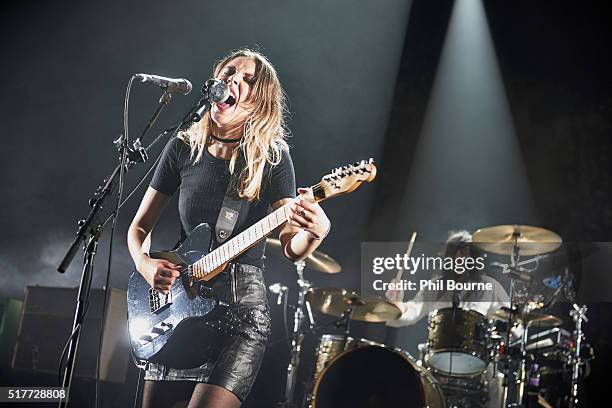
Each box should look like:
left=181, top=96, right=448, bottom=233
left=568, top=304, right=588, bottom=408
left=278, top=260, right=311, bottom=408
left=340, top=304, right=356, bottom=348
left=503, top=232, right=528, bottom=408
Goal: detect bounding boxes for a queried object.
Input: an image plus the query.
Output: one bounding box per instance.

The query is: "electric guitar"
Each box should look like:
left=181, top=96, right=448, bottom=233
left=126, top=159, right=377, bottom=366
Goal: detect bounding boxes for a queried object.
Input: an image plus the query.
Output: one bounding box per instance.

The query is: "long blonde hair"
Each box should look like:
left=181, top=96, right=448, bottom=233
left=179, top=49, right=289, bottom=201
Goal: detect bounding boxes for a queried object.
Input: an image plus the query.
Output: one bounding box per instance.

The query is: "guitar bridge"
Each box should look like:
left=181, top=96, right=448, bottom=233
left=148, top=288, right=172, bottom=313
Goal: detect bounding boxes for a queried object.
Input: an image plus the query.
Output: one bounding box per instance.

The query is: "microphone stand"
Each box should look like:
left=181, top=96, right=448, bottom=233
left=56, top=82, right=211, bottom=407
left=278, top=260, right=311, bottom=408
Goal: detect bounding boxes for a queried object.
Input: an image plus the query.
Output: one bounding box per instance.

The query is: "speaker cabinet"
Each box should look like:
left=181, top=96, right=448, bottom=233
left=12, top=286, right=129, bottom=383
left=0, top=298, right=23, bottom=369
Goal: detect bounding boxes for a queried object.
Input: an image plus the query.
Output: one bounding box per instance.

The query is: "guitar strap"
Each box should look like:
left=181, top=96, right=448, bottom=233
left=215, top=186, right=249, bottom=244
left=214, top=150, right=257, bottom=244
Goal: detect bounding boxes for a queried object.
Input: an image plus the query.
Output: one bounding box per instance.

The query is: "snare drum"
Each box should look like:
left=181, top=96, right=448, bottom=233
left=311, top=343, right=446, bottom=408
left=425, top=307, right=492, bottom=376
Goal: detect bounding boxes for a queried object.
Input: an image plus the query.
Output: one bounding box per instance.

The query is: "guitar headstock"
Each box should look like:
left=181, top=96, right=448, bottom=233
left=314, top=159, right=377, bottom=201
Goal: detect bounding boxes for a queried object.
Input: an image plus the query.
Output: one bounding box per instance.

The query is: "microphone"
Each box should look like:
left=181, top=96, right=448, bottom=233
left=134, top=73, right=192, bottom=95
left=204, top=79, right=231, bottom=103
left=189, top=79, right=232, bottom=123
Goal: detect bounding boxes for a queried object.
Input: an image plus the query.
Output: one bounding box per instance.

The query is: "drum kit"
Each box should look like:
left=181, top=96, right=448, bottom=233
left=268, top=225, right=592, bottom=408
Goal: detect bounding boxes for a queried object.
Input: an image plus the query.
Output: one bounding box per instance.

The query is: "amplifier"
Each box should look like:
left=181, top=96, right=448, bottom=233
left=12, top=286, right=129, bottom=383
left=0, top=298, right=23, bottom=369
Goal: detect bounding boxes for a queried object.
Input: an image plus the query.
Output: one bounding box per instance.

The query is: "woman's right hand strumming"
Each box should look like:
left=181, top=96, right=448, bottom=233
left=137, top=255, right=182, bottom=295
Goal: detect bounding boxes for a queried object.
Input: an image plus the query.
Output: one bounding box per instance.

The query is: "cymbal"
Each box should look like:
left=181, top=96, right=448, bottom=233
left=306, top=288, right=402, bottom=323
left=266, top=238, right=342, bottom=274
left=493, top=308, right=563, bottom=327
left=472, top=225, right=562, bottom=256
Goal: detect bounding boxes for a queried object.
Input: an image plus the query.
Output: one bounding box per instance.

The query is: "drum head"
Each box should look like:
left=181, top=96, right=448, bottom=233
left=312, top=345, right=432, bottom=408
left=426, top=351, right=487, bottom=375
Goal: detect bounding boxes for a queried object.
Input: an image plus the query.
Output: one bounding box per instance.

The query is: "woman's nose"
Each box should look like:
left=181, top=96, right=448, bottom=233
left=225, top=72, right=242, bottom=86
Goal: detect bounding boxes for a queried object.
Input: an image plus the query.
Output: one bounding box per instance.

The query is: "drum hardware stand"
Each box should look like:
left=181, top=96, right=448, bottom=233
left=509, top=320, right=535, bottom=408
left=499, top=234, right=554, bottom=408
left=500, top=232, right=529, bottom=408
left=339, top=303, right=358, bottom=347
left=278, top=260, right=313, bottom=408
left=568, top=303, right=588, bottom=408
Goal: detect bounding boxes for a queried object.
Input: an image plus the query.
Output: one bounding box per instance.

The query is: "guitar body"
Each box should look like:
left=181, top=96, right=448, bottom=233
left=127, top=223, right=228, bottom=367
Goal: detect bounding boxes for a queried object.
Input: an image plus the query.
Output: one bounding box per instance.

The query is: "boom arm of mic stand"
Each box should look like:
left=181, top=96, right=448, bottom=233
left=57, top=163, right=122, bottom=272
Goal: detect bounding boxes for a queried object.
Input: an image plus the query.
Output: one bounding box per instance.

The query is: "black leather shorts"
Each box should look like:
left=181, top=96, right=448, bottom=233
left=144, top=263, right=272, bottom=402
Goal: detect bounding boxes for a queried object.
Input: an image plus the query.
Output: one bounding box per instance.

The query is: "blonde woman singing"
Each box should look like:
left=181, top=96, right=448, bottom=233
left=128, top=49, right=330, bottom=408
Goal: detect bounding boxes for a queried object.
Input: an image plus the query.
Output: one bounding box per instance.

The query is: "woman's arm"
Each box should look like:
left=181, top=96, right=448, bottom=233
left=273, top=190, right=331, bottom=262
left=127, top=186, right=182, bottom=294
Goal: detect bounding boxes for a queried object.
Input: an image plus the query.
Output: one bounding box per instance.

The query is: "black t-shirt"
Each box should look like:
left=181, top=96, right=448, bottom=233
left=150, top=137, right=296, bottom=267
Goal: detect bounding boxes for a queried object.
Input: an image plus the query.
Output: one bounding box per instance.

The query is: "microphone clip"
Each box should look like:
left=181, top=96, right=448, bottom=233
left=113, top=134, right=149, bottom=164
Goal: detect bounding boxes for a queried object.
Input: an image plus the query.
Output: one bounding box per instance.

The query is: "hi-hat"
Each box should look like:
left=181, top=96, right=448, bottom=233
left=306, top=288, right=401, bottom=323
left=493, top=308, right=563, bottom=327
left=472, top=225, right=562, bottom=256
left=266, top=238, right=341, bottom=273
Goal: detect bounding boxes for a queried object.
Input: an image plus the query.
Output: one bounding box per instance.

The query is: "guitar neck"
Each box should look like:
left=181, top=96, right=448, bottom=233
left=191, top=183, right=326, bottom=281
left=190, top=203, right=289, bottom=280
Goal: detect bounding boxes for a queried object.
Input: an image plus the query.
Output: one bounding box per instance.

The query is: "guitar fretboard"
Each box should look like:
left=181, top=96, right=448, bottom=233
left=190, top=201, right=293, bottom=279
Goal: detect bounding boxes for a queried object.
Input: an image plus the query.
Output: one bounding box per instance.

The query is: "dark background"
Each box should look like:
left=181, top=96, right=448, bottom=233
left=1, top=1, right=611, bottom=407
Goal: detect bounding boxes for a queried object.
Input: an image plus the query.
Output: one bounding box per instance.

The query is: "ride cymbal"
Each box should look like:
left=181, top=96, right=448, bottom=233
left=472, top=225, right=562, bottom=256
left=492, top=308, right=563, bottom=327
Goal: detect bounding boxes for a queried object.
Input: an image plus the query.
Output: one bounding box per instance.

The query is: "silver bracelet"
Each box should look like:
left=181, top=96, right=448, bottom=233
left=309, top=221, right=331, bottom=241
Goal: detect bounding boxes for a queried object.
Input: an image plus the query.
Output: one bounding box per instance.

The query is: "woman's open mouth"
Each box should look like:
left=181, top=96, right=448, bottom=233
left=216, top=94, right=236, bottom=110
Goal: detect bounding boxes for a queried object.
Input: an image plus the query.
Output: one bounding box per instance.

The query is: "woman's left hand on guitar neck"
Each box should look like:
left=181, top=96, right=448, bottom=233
left=275, top=187, right=331, bottom=262
left=289, top=187, right=331, bottom=240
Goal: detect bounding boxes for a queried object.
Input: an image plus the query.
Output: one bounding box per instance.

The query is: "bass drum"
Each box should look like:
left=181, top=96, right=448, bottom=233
left=311, top=345, right=446, bottom=408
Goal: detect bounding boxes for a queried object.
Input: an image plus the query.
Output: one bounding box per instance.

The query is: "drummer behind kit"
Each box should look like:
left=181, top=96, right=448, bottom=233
left=268, top=225, right=593, bottom=408
left=386, top=230, right=511, bottom=408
